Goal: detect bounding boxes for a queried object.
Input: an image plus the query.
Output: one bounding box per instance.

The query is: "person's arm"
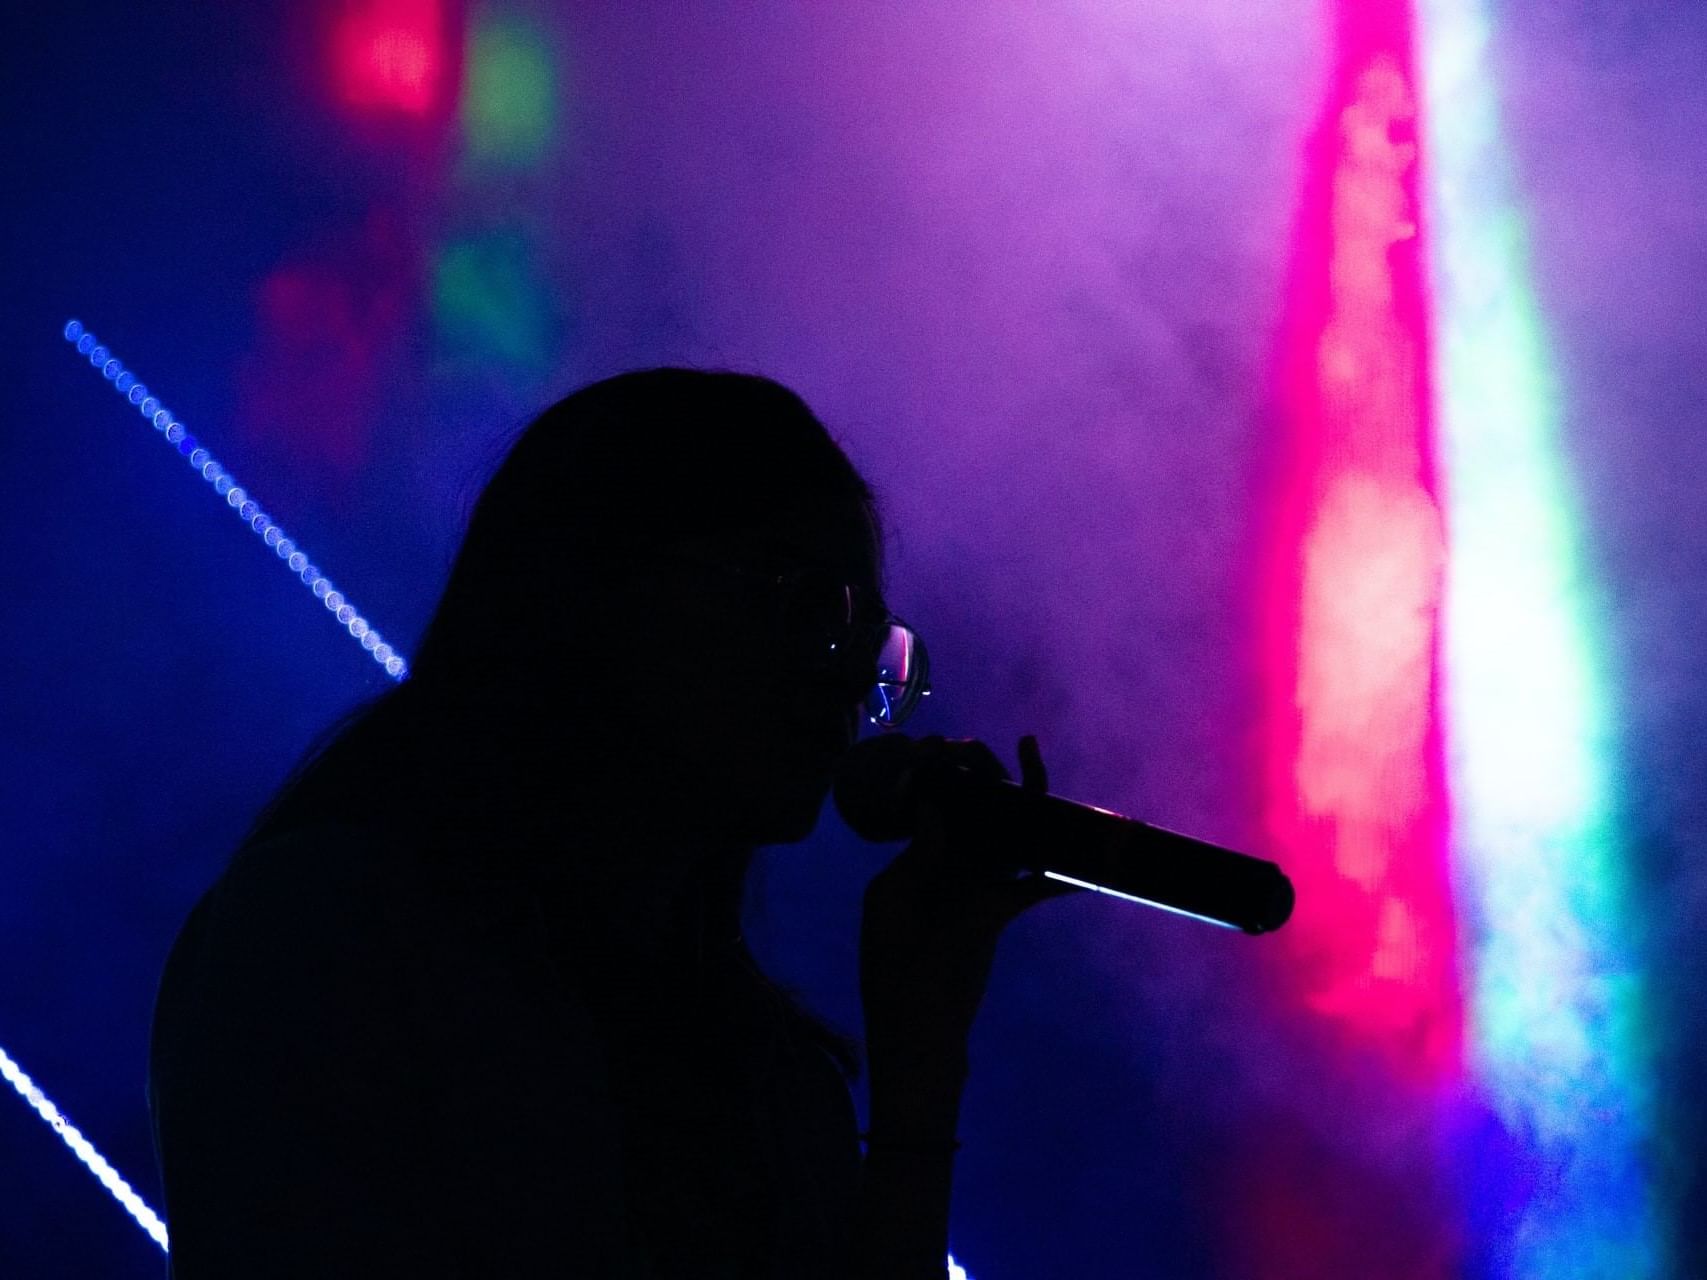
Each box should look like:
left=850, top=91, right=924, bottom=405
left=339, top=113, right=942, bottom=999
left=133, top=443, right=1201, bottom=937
left=849, top=735, right=1080, bottom=1279
left=850, top=1050, right=968, bottom=1277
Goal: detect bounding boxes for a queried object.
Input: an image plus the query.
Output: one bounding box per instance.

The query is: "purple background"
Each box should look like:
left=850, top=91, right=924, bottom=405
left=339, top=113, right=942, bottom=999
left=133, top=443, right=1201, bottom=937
left=3, top=2, right=1704, bottom=1275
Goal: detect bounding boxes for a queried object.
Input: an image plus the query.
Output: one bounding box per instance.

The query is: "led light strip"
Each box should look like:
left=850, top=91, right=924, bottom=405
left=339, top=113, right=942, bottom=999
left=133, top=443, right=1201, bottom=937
left=61, top=320, right=409, bottom=680
left=0, top=1042, right=169, bottom=1252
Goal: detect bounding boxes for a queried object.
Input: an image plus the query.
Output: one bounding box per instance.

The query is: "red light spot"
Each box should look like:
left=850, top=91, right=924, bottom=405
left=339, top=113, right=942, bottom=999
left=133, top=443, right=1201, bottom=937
left=1223, top=1118, right=1464, bottom=1280
left=332, top=0, right=445, bottom=115
left=236, top=211, right=413, bottom=496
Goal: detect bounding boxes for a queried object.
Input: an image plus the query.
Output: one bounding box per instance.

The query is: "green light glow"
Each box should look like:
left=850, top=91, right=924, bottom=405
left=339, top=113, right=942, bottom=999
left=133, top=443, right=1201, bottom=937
left=432, top=233, right=550, bottom=369
left=460, top=11, right=556, bottom=166
left=1418, top=0, right=1662, bottom=1274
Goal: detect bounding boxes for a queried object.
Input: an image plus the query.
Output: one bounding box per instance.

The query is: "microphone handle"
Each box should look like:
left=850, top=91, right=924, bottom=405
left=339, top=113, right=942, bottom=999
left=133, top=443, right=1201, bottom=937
left=926, top=768, right=1295, bottom=935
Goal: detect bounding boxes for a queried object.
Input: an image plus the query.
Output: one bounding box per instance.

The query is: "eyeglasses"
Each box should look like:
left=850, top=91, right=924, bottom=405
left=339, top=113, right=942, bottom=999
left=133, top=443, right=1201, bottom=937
left=650, top=552, right=931, bottom=730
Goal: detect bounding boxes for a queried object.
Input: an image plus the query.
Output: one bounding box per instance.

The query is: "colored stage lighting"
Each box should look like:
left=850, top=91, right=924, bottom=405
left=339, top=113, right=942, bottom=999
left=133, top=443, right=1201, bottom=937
left=1260, top=43, right=1460, bottom=1079
left=1419, top=0, right=1662, bottom=1269
left=332, top=0, right=446, bottom=115
left=461, top=13, right=556, bottom=165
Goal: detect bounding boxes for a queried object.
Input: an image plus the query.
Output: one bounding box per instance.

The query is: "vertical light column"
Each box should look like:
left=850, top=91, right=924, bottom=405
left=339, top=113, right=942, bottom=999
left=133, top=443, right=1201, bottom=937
left=1247, top=5, right=1463, bottom=1273
left=1260, top=5, right=1460, bottom=1085
left=1417, top=1, right=1663, bottom=1274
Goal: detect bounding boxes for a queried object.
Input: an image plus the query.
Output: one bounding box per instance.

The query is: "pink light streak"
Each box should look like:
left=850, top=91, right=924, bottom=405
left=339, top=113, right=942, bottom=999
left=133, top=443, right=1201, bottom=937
left=1259, top=8, right=1460, bottom=1088
left=1239, top=4, right=1466, bottom=1274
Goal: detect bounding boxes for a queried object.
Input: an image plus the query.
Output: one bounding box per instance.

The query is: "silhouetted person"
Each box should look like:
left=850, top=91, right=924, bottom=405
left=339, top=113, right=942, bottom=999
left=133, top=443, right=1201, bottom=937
left=149, top=369, right=1074, bottom=1277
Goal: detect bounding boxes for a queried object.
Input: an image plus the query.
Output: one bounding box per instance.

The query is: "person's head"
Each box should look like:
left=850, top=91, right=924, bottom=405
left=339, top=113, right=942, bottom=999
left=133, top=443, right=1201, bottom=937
left=388, top=368, right=920, bottom=848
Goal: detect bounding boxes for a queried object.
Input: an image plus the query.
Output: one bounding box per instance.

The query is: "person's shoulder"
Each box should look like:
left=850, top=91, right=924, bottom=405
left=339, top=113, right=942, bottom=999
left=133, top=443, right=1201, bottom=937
left=155, top=824, right=405, bottom=1006
left=149, top=826, right=633, bottom=1274
left=217, top=820, right=405, bottom=906
left=155, top=821, right=606, bottom=1080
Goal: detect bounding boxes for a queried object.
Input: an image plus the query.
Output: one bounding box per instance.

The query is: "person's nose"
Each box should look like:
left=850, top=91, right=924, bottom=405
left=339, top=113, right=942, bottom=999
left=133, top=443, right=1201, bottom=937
left=828, top=641, right=879, bottom=710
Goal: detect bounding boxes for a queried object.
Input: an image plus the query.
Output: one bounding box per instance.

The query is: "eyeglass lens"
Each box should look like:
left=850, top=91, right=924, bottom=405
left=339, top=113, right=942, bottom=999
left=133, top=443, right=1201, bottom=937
left=864, top=623, right=928, bottom=729
left=699, top=559, right=929, bottom=729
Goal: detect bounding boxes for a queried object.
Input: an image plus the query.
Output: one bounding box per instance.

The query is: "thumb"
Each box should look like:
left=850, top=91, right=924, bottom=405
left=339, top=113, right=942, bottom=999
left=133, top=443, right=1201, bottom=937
left=1018, top=733, right=1048, bottom=793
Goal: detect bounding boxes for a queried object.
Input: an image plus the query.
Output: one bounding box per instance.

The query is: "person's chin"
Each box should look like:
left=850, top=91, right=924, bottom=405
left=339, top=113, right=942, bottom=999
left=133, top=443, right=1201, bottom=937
left=753, top=776, right=833, bottom=846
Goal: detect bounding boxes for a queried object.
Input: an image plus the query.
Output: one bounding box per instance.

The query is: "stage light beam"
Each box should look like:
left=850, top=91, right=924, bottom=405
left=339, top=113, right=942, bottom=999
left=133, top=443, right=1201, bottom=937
left=1417, top=0, right=1664, bottom=1270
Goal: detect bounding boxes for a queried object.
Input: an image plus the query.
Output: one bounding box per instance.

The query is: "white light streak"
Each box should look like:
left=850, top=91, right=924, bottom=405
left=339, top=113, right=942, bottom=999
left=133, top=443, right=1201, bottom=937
left=1042, top=871, right=1241, bottom=930
left=0, top=1042, right=169, bottom=1252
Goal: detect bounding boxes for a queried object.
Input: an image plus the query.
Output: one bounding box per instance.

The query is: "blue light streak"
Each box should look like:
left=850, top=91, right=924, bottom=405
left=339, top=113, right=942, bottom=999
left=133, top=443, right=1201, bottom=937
left=61, top=321, right=408, bottom=680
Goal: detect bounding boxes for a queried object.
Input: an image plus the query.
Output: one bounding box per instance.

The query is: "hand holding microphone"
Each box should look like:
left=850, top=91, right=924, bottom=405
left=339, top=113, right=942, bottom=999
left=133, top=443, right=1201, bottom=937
left=837, top=731, right=1295, bottom=936
left=856, top=735, right=1084, bottom=1068
left=847, top=731, right=1293, bottom=1122
left=845, top=732, right=1293, bottom=1276
left=851, top=738, right=1076, bottom=1274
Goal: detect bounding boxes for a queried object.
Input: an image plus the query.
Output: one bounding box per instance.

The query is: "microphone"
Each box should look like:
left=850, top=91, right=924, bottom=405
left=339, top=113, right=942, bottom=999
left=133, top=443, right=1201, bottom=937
left=833, top=734, right=1294, bottom=935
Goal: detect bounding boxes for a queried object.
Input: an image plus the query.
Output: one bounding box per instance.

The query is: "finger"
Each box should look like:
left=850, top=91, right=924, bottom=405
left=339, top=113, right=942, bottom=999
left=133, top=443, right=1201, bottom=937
left=1018, top=734, right=1048, bottom=794
left=938, top=737, right=1011, bottom=785
left=914, top=735, right=1009, bottom=781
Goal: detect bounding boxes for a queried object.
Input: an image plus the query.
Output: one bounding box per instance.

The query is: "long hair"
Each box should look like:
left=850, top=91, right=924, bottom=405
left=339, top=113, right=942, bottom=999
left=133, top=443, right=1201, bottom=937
left=248, top=368, right=874, bottom=1076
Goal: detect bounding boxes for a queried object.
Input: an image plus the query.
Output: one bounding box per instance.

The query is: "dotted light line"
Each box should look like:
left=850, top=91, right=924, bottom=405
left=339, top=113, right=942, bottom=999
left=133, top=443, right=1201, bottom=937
left=62, top=320, right=409, bottom=680
left=0, top=1042, right=169, bottom=1252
